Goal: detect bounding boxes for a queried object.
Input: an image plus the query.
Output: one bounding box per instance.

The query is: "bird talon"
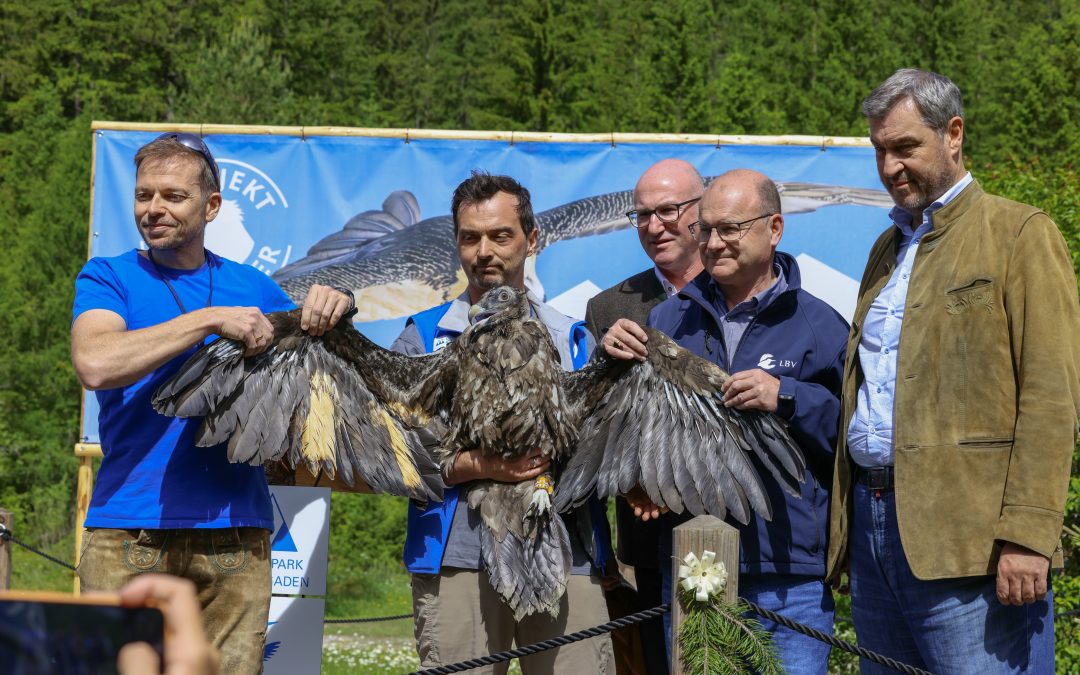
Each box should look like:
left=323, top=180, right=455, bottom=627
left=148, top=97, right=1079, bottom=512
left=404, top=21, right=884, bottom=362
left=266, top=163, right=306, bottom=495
left=525, top=475, right=554, bottom=520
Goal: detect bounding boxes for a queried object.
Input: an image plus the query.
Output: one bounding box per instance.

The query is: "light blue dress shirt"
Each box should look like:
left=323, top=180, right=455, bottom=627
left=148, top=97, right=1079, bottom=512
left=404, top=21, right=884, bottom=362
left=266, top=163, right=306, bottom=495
left=847, top=172, right=973, bottom=468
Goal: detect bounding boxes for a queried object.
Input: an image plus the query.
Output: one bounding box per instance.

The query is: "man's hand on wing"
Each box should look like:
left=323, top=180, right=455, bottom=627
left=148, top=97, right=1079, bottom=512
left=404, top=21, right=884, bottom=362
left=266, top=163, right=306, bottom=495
left=212, top=307, right=276, bottom=357
left=445, top=447, right=550, bottom=485
left=625, top=484, right=667, bottom=521
left=301, top=284, right=354, bottom=336
left=602, top=318, right=649, bottom=362
left=722, top=368, right=780, bottom=412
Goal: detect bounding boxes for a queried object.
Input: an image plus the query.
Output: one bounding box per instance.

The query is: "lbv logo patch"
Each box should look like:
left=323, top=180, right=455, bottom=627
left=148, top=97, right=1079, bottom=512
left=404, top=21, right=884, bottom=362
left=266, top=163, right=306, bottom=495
left=758, top=353, right=798, bottom=370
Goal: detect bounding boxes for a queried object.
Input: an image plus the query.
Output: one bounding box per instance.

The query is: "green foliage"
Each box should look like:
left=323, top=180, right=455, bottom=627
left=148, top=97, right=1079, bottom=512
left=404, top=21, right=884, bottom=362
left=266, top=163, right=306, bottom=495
left=0, top=82, right=87, bottom=550
left=677, top=587, right=782, bottom=675
left=173, top=17, right=295, bottom=126
left=980, top=158, right=1080, bottom=289
left=325, top=492, right=410, bottom=617
left=827, top=594, right=859, bottom=674
left=10, top=528, right=77, bottom=592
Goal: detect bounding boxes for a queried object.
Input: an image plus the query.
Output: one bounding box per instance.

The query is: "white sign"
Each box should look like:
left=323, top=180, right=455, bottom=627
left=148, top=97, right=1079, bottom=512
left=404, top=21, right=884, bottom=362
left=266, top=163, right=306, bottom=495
left=264, top=596, right=326, bottom=673
left=269, top=485, right=331, bottom=595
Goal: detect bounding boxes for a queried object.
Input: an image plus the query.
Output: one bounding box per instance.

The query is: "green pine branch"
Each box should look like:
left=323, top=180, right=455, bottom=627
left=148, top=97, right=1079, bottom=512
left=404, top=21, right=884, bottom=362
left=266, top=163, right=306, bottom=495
left=677, top=587, right=783, bottom=675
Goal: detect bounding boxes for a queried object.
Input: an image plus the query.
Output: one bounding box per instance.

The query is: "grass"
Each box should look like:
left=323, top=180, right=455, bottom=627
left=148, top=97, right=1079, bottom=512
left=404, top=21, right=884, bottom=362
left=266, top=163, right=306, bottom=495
left=321, top=565, right=526, bottom=674
left=9, top=527, right=77, bottom=592
left=320, top=565, right=422, bottom=674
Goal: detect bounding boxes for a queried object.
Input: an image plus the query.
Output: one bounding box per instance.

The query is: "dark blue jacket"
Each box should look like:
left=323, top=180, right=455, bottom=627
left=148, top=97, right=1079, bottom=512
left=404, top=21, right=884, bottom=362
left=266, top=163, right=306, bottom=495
left=650, top=251, right=847, bottom=577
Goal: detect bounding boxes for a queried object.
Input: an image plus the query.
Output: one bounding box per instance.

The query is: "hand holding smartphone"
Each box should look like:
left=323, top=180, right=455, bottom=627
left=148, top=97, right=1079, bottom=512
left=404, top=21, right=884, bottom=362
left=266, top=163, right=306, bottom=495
left=0, top=588, right=164, bottom=674
left=0, top=574, right=218, bottom=675
left=116, top=575, right=219, bottom=675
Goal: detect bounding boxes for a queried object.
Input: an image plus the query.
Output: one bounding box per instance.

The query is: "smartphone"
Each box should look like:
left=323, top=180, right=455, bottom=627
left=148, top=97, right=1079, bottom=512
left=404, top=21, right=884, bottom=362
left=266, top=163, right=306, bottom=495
left=0, top=590, right=164, bottom=674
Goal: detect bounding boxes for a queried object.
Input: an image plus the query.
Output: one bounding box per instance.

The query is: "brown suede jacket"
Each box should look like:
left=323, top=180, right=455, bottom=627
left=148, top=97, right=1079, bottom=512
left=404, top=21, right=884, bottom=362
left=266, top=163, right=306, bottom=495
left=827, top=180, right=1080, bottom=581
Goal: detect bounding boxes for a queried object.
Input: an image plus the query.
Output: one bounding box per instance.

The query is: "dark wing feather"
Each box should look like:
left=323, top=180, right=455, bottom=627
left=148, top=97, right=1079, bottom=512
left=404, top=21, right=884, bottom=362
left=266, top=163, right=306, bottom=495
left=152, top=309, right=449, bottom=503
left=557, top=327, right=805, bottom=524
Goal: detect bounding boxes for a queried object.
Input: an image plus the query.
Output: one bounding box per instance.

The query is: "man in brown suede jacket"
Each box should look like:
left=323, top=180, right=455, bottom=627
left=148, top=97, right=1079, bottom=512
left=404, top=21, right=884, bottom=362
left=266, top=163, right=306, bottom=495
left=827, top=68, right=1080, bottom=674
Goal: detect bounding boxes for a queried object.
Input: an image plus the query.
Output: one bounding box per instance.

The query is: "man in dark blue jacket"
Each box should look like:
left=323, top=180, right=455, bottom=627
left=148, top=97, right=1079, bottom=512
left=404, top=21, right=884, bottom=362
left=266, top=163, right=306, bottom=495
left=603, top=168, right=848, bottom=675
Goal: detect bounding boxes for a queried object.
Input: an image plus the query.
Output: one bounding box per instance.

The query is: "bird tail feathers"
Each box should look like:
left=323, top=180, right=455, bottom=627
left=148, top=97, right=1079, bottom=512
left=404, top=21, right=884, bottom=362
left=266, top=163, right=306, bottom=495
left=474, top=482, right=572, bottom=621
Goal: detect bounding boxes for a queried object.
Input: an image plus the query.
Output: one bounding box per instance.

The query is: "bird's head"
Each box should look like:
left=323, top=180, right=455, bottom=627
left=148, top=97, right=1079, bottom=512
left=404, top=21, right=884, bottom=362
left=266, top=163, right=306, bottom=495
left=468, top=285, right=528, bottom=328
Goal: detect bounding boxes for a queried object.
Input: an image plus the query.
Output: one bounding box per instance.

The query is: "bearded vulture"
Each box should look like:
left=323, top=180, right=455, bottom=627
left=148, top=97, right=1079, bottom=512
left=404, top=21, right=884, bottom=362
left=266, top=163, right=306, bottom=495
left=152, top=286, right=803, bottom=619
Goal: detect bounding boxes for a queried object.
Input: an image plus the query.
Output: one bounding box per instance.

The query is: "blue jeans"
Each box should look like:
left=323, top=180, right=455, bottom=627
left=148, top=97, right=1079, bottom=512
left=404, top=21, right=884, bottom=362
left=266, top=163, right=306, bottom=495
left=660, top=564, right=834, bottom=675
left=850, top=482, right=1055, bottom=674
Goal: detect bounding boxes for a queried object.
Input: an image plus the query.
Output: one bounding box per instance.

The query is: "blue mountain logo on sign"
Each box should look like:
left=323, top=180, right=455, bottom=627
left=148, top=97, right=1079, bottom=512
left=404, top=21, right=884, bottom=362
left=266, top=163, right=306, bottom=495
left=271, top=493, right=298, bottom=552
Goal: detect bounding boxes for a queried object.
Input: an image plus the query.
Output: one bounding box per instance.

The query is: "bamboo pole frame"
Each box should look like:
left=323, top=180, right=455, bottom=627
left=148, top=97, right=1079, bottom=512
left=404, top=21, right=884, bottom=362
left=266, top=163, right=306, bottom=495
left=89, top=120, right=872, bottom=148
left=72, top=444, right=102, bottom=594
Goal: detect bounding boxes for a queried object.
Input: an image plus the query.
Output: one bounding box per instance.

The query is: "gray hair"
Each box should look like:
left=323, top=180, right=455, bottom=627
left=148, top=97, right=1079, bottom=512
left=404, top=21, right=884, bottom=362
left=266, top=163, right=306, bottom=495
left=862, top=68, right=964, bottom=134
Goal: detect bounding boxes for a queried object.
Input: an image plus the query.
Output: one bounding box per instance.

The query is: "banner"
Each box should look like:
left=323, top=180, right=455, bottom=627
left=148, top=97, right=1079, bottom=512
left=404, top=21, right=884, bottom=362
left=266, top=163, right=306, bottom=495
left=82, top=126, right=891, bottom=442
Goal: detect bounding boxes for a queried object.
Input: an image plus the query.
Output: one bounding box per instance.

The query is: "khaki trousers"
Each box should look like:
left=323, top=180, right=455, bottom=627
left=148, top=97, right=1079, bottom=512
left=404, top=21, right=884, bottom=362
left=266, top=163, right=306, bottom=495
left=78, top=527, right=271, bottom=675
left=412, top=568, right=613, bottom=675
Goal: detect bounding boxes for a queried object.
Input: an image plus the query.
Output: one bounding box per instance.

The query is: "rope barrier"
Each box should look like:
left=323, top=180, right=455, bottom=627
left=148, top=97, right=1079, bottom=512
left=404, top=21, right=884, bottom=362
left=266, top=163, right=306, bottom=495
left=743, top=599, right=934, bottom=675
left=325, top=613, right=412, bottom=623
left=406, top=603, right=670, bottom=675
left=0, top=522, right=77, bottom=572
left=0, top=517, right=1074, bottom=673
left=404, top=599, right=935, bottom=675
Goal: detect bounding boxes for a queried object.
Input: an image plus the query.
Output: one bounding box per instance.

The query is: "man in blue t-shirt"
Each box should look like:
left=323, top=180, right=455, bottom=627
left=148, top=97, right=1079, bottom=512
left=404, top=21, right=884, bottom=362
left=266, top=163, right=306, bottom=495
left=392, top=171, right=615, bottom=674
left=71, top=133, right=354, bottom=674
left=603, top=169, right=848, bottom=675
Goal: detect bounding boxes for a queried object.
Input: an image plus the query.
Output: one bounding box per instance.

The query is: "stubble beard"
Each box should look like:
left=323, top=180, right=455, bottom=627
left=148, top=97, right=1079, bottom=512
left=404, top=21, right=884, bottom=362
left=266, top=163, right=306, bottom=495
left=891, top=149, right=959, bottom=215
left=471, top=269, right=505, bottom=292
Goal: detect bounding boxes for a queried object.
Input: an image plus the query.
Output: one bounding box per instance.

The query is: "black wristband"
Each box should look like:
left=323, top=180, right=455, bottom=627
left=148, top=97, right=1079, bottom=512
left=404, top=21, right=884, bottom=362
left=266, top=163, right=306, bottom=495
left=332, top=286, right=357, bottom=318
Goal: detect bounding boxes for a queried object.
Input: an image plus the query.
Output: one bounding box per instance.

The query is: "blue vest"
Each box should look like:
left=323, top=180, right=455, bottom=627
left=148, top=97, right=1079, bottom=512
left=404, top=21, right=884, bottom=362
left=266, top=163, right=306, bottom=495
left=402, top=301, right=609, bottom=574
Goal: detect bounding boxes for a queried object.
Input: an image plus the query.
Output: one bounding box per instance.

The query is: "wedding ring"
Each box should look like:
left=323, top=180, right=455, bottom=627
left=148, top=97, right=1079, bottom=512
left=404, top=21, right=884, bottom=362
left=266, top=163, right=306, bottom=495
left=613, top=339, right=623, bottom=349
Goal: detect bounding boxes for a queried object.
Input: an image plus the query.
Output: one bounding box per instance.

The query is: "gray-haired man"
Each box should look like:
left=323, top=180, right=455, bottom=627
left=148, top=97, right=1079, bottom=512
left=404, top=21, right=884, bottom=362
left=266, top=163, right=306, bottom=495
left=827, top=68, right=1079, bottom=674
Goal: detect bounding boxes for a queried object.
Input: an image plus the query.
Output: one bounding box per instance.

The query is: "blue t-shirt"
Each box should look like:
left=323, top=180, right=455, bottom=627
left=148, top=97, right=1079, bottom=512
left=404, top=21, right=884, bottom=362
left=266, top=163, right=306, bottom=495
left=73, top=249, right=294, bottom=530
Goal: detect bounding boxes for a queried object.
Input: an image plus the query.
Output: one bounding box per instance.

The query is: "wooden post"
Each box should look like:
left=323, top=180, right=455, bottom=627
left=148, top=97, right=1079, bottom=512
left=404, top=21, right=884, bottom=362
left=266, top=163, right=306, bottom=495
left=0, top=508, right=12, bottom=590
left=73, top=443, right=102, bottom=595
left=670, top=515, right=740, bottom=674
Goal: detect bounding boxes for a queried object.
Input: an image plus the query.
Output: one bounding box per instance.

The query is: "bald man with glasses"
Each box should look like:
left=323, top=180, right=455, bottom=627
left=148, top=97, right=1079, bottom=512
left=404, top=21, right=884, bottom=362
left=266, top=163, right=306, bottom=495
left=585, top=158, right=705, bottom=675
left=602, top=169, right=849, bottom=675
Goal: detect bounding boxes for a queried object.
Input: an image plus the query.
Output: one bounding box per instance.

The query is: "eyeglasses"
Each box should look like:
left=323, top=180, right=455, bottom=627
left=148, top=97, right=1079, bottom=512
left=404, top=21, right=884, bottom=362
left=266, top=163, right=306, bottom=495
left=154, top=132, right=221, bottom=190
left=690, top=214, right=774, bottom=242
left=626, top=197, right=701, bottom=229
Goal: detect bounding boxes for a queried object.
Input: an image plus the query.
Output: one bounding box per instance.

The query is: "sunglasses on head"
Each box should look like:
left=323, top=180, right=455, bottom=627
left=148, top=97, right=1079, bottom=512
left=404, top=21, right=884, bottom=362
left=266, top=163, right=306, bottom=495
left=154, top=132, right=221, bottom=191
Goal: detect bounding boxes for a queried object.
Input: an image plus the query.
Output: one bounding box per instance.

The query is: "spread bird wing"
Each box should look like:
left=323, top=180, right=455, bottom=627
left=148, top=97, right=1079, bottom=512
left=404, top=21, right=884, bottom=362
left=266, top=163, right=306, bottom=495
left=152, top=309, right=453, bottom=503
left=556, top=327, right=804, bottom=523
